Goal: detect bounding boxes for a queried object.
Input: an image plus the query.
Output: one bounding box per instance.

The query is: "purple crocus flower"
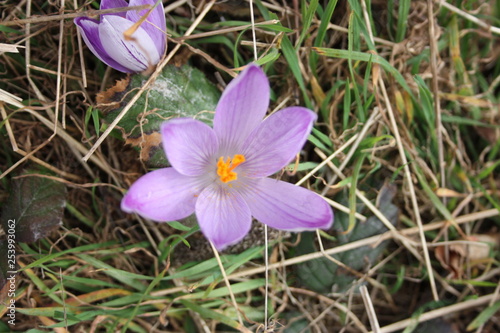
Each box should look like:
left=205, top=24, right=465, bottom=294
left=74, top=0, right=166, bottom=73
left=121, top=64, right=333, bottom=250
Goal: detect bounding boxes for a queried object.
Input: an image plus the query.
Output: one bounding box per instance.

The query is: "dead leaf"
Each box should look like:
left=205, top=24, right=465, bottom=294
left=125, top=132, right=163, bottom=162
left=435, top=188, right=465, bottom=198
left=310, top=75, right=326, bottom=106
left=435, top=234, right=498, bottom=278
left=475, top=126, right=500, bottom=144
left=96, top=77, right=130, bottom=112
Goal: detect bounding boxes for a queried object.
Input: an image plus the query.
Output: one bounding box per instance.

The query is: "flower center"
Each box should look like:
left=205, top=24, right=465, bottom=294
left=216, top=154, right=246, bottom=183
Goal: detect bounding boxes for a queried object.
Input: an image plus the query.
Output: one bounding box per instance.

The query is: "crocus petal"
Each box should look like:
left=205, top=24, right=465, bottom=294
left=121, top=168, right=204, bottom=222
left=127, top=0, right=166, bottom=56
left=241, top=178, right=333, bottom=231
left=99, top=15, right=160, bottom=72
left=196, top=185, right=252, bottom=250
left=241, top=107, right=316, bottom=178
left=213, top=64, right=270, bottom=152
left=74, top=17, right=133, bottom=73
left=100, top=0, right=128, bottom=13
left=161, top=118, right=218, bottom=177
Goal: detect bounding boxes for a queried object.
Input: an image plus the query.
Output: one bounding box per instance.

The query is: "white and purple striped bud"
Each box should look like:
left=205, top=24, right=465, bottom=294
left=75, top=0, right=166, bottom=73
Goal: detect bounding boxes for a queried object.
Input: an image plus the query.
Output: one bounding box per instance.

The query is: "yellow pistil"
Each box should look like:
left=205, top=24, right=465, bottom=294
left=216, top=154, right=246, bottom=183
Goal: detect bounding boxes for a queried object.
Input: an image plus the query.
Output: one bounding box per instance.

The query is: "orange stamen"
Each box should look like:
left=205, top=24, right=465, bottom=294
left=216, top=154, right=246, bottom=183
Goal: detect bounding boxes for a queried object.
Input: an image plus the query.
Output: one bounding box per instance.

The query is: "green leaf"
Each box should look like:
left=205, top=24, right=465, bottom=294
left=102, top=64, right=220, bottom=167
left=311, top=127, right=333, bottom=148
left=281, top=312, right=310, bottom=333
left=255, top=48, right=280, bottom=66
left=308, top=134, right=330, bottom=152
left=285, top=161, right=319, bottom=172
left=295, top=184, right=399, bottom=293
left=0, top=25, right=23, bottom=35
left=259, top=24, right=293, bottom=33
left=1, top=171, right=66, bottom=243
left=359, top=134, right=394, bottom=151
left=167, top=221, right=193, bottom=231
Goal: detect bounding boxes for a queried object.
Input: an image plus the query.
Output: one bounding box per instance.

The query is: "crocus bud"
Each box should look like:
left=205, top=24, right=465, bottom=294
left=75, top=0, right=166, bottom=73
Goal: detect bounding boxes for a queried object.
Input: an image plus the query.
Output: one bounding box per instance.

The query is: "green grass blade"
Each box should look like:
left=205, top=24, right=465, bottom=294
left=180, top=299, right=243, bottom=330
left=413, top=165, right=454, bottom=222
left=21, top=241, right=120, bottom=271
left=76, top=254, right=151, bottom=291
left=346, top=0, right=375, bottom=50
left=281, top=34, right=312, bottom=108
left=466, top=301, right=500, bottom=331
left=396, top=0, right=411, bottom=42
left=311, top=0, right=339, bottom=71
left=187, top=279, right=265, bottom=300
left=348, top=12, right=365, bottom=122
left=313, top=47, right=414, bottom=97
left=347, top=156, right=365, bottom=234
left=343, top=79, right=351, bottom=129
left=298, top=0, right=319, bottom=47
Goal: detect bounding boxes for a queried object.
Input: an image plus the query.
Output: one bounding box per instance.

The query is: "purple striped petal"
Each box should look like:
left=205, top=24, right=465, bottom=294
left=121, top=168, right=203, bottom=221
left=241, top=107, right=316, bottom=178
left=99, top=15, right=160, bottom=72
left=75, top=17, right=135, bottom=73
left=196, top=184, right=252, bottom=250
left=161, top=118, right=218, bottom=177
left=241, top=178, right=333, bottom=231
left=213, top=64, right=270, bottom=152
left=127, top=0, right=166, bottom=56
left=100, top=0, right=128, bottom=14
